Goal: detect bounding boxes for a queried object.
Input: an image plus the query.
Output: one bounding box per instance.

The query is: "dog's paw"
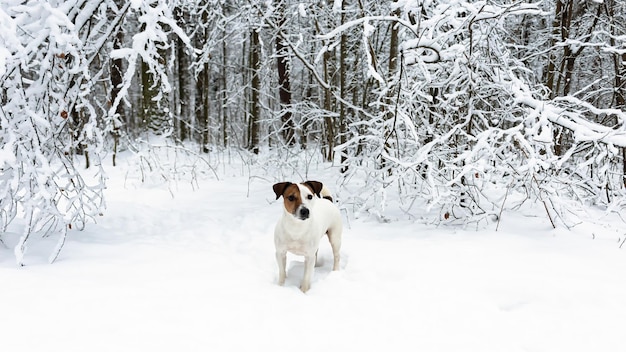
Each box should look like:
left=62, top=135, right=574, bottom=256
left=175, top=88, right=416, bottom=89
left=299, top=282, right=310, bottom=293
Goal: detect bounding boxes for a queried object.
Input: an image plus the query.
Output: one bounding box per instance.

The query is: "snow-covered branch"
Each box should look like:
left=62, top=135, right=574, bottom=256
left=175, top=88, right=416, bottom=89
left=511, top=76, right=626, bottom=149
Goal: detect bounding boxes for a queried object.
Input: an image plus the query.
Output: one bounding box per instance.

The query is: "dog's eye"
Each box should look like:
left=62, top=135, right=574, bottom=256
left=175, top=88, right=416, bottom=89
left=287, top=195, right=295, bottom=201
left=307, top=195, right=313, bottom=200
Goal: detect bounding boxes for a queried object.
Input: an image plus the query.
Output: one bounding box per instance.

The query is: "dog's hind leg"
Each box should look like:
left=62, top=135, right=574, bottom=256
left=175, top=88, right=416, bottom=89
left=327, top=231, right=342, bottom=271
left=276, top=250, right=287, bottom=285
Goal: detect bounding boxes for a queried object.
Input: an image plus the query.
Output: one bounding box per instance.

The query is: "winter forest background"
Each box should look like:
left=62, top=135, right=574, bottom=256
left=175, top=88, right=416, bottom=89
left=1, top=0, right=626, bottom=264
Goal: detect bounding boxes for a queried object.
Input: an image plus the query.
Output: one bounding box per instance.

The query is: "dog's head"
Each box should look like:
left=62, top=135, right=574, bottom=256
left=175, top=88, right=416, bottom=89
left=273, top=181, right=323, bottom=221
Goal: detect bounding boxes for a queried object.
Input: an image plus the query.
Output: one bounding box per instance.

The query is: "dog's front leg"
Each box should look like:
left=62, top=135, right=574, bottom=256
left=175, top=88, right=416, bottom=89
left=276, top=250, right=287, bottom=285
left=300, top=254, right=316, bottom=293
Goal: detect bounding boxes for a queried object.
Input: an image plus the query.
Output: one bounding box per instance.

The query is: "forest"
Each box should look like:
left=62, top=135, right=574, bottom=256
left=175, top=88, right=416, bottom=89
left=1, top=0, right=626, bottom=262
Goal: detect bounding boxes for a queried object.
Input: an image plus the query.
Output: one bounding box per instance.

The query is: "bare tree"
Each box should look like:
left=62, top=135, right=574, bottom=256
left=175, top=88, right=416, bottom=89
left=605, top=0, right=626, bottom=187
left=339, top=0, right=348, bottom=171
left=248, top=27, right=261, bottom=154
left=274, top=0, right=295, bottom=146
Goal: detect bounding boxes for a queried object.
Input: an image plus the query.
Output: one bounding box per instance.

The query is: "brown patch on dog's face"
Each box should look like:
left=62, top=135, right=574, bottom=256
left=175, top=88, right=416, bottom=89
left=280, top=183, right=302, bottom=216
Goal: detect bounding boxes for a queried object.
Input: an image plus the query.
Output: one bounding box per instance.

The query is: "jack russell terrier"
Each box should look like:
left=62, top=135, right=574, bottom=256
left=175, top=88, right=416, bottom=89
left=272, top=181, right=342, bottom=293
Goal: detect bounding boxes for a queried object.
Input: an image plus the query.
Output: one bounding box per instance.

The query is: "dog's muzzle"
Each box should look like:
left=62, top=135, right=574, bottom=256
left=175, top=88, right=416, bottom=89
left=296, top=206, right=310, bottom=220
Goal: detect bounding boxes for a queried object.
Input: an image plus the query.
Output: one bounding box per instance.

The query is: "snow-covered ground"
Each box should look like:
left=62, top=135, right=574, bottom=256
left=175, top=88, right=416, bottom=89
left=1, top=152, right=625, bottom=352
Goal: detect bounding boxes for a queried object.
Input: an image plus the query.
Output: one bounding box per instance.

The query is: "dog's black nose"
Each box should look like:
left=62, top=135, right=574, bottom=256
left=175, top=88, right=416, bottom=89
left=299, top=207, right=310, bottom=219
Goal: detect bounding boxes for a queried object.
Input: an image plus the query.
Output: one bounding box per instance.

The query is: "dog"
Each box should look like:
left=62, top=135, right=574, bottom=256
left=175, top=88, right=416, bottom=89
left=272, top=181, right=342, bottom=293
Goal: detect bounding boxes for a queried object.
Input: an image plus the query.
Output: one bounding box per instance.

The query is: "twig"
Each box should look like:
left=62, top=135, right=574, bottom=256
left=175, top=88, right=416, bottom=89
left=496, top=183, right=512, bottom=231
left=49, top=227, right=68, bottom=264
left=515, top=134, right=556, bottom=229
left=539, top=195, right=556, bottom=229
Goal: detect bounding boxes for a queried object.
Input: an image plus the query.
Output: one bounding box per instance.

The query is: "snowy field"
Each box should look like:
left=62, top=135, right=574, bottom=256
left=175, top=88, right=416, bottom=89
left=1, top=152, right=626, bottom=352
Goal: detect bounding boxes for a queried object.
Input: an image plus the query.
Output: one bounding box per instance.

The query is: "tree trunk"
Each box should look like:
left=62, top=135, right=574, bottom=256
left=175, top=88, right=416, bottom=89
left=552, top=1, right=602, bottom=156
left=607, top=0, right=626, bottom=187
left=381, top=5, right=400, bottom=174
left=387, top=7, right=400, bottom=81
left=313, top=14, right=335, bottom=162
left=249, top=28, right=261, bottom=154
left=339, top=0, right=348, bottom=172
left=607, top=0, right=626, bottom=110
left=174, top=6, right=189, bottom=143
left=323, top=56, right=334, bottom=161
left=140, top=58, right=151, bottom=128
left=202, top=62, right=211, bottom=153
left=222, top=23, right=228, bottom=148
left=140, top=50, right=168, bottom=134
left=110, top=26, right=124, bottom=167
left=275, top=0, right=295, bottom=146
left=544, top=0, right=565, bottom=99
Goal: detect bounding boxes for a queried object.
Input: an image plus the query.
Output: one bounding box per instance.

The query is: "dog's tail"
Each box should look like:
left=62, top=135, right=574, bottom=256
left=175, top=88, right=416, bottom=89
left=320, top=185, right=334, bottom=203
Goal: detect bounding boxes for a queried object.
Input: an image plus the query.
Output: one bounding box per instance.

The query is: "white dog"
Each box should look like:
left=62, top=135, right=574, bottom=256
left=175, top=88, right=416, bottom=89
left=272, top=181, right=342, bottom=293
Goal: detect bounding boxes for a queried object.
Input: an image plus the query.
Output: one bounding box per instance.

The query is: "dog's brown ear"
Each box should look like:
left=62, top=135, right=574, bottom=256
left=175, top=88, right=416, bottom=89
left=273, top=182, right=292, bottom=200
left=303, top=180, right=323, bottom=197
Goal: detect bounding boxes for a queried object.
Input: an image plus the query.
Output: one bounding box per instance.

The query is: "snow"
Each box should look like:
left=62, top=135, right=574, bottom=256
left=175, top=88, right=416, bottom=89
left=1, top=153, right=625, bottom=352
left=297, top=3, right=307, bottom=17
left=0, top=46, right=8, bottom=76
